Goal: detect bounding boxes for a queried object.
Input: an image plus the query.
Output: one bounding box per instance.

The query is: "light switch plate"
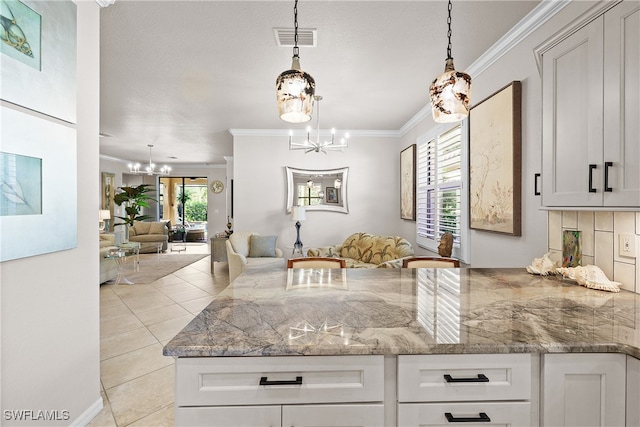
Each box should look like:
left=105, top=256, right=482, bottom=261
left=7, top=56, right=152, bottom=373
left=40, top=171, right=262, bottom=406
left=619, top=233, right=636, bottom=258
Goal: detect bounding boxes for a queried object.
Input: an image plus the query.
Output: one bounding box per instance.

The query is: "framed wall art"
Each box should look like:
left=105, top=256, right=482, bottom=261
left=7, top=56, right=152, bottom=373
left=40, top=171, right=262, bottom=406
left=400, top=144, right=416, bottom=220
left=0, top=0, right=77, bottom=123
left=102, top=172, right=115, bottom=232
left=326, top=187, right=338, bottom=204
left=0, top=105, right=77, bottom=262
left=469, top=81, right=522, bottom=235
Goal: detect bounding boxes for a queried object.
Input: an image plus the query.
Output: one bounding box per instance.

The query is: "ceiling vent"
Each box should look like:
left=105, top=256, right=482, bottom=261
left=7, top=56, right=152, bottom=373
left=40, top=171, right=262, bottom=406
left=273, top=27, right=317, bottom=47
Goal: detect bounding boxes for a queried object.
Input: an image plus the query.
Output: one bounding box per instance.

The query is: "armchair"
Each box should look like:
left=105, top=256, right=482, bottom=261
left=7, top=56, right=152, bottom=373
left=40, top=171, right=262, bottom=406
left=226, top=231, right=285, bottom=282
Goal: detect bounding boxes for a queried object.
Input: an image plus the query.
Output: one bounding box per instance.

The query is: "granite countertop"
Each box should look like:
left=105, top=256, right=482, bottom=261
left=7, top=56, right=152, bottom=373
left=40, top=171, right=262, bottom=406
left=163, top=268, right=640, bottom=359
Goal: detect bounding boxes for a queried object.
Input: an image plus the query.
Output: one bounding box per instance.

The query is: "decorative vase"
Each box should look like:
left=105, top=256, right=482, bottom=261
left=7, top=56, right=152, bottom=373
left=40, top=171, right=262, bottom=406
left=123, top=224, right=130, bottom=243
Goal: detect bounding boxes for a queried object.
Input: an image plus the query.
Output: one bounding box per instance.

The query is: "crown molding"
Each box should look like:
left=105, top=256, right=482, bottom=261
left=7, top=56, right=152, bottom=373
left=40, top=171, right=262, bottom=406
left=229, top=128, right=400, bottom=138
left=99, top=154, right=225, bottom=169
left=399, top=0, right=572, bottom=137
left=94, top=0, right=115, bottom=8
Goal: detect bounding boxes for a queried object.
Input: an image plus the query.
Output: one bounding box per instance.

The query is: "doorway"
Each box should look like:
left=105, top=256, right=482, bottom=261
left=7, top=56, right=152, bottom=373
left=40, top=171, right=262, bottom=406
left=159, top=177, right=208, bottom=241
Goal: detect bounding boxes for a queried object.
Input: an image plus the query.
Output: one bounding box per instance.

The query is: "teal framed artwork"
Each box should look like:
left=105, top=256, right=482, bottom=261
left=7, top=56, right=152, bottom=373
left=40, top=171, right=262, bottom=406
left=0, top=105, right=77, bottom=262
left=0, top=0, right=41, bottom=70
left=0, top=0, right=76, bottom=123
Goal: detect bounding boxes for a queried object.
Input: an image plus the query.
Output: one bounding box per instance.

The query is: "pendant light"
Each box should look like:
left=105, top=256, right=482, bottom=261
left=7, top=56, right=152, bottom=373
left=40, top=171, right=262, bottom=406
left=276, top=0, right=316, bottom=123
left=429, top=0, right=471, bottom=123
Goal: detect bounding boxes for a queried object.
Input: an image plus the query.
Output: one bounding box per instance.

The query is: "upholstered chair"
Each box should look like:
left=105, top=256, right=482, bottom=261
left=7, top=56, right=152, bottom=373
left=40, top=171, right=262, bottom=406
left=287, top=257, right=346, bottom=268
left=402, top=257, right=460, bottom=268
left=226, top=231, right=285, bottom=282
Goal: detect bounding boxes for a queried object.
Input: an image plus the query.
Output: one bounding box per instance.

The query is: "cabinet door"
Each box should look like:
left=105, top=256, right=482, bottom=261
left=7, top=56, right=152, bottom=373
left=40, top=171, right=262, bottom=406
left=628, top=356, right=640, bottom=427
left=603, top=1, right=640, bottom=206
left=542, top=16, right=604, bottom=206
left=282, top=404, right=384, bottom=427
left=175, top=405, right=281, bottom=427
left=542, top=353, right=626, bottom=427
left=398, top=402, right=531, bottom=427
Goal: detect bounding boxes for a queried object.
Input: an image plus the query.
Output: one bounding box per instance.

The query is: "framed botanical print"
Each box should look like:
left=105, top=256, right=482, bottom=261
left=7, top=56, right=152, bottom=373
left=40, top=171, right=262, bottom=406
left=469, top=81, right=522, bottom=235
left=102, top=172, right=115, bottom=232
left=400, top=144, right=416, bottom=220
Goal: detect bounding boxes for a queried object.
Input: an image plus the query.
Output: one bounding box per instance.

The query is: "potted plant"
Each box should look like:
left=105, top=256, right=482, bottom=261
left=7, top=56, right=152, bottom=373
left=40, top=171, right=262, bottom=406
left=113, top=184, right=157, bottom=231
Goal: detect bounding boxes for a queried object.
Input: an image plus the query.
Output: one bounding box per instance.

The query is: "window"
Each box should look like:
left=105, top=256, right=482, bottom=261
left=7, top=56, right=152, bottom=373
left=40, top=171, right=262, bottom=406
left=416, top=124, right=468, bottom=261
left=296, top=183, right=323, bottom=206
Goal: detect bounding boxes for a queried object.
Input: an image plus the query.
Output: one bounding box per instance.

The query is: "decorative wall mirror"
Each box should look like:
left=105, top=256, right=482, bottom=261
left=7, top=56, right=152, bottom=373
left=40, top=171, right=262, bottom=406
left=286, top=166, right=349, bottom=214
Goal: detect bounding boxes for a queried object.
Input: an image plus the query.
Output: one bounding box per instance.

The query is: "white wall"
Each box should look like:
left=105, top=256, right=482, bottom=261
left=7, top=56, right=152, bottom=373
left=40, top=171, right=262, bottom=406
left=232, top=133, right=434, bottom=257
left=1, top=1, right=102, bottom=425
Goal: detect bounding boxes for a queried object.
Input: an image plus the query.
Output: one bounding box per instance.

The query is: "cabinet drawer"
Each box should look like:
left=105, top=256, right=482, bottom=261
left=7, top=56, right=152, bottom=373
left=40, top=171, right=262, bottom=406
left=176, top=355, right=384, bottom=406
left=398, top=354, right=531, bottom=402
left=398, top=402, right=531, bottom=426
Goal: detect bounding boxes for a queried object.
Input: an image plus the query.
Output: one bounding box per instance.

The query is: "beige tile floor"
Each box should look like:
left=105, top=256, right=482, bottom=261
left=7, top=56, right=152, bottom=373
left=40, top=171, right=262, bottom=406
left=89, top=243, right=230, bottom=427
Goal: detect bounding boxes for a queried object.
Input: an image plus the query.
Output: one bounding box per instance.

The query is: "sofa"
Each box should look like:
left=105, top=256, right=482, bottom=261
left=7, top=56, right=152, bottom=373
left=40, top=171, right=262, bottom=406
left=127, top=221, right=169, bottom=253
left=226, top=231, right=285, bottom=282
left=306, top=232, right=414, bottom=268
left=100, top=233, right=118, bottom=283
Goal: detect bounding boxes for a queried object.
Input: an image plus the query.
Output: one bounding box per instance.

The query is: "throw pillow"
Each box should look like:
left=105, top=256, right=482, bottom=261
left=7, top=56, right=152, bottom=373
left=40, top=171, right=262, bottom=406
left=249, top=235, right=278, bottom=257
left=149, top=222, right=166, bottom=235
left=134, top=221, right=151, bottom=235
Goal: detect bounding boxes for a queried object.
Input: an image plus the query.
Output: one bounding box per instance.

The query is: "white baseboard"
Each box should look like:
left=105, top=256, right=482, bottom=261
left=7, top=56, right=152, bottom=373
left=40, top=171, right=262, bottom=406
left=70, top=396, right=103, bottom=427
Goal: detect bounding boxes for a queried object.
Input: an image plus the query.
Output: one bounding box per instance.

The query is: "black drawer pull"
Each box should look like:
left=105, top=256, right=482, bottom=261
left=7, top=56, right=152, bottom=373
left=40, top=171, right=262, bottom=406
left=445, top=412, right=491, bottom=423
left=589, top=164, right=597, bottom=193
left=534, top=173, right=541, bottom=196
left=259, top=376, right=302, bottom=386
left=444, top=374, right=489, bottom=383
left=604, top=161, right=613, bottom=192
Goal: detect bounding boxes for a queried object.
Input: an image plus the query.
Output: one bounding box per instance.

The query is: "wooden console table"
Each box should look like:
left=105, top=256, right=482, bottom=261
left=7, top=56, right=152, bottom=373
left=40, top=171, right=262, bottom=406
left=210, top=237, right=228, bottom=274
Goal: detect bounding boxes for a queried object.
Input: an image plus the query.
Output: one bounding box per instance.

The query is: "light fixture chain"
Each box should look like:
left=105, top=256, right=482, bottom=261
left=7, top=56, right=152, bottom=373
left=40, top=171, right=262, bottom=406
left=293, top=0, right=299, bottom=58
left=446, top=0, right=453, bottom=60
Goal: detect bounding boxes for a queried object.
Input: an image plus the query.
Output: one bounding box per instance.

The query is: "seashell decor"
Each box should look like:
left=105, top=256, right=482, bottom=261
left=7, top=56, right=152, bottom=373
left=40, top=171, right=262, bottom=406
left=527, top=253, right=622, bottom=293
left=556, top=265, right=622, bottom=293
left=526, top=252, right=559, bottom=276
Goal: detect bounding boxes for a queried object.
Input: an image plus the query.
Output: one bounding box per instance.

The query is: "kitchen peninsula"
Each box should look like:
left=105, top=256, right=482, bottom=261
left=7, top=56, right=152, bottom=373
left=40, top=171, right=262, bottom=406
left=164, top=268, right=640, bottom=426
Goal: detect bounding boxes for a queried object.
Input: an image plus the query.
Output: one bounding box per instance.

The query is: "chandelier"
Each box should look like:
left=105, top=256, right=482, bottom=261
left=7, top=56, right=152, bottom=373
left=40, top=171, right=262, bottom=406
left=429, top=0, right=471, bottom=123
left=289, top=96, right=349, bottom=154
left=276, top=0, right=315, bottom=123
left=127, top=144, right=171, bottom=176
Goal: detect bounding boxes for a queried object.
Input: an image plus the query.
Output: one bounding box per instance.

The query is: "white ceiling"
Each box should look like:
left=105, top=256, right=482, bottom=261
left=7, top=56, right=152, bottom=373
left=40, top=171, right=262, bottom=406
left=99, top=0, right=540, bottom=166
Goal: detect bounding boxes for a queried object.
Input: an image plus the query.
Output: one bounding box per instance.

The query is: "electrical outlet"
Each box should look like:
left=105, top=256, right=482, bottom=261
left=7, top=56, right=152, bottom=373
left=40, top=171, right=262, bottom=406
left=619, top=233, right=636, bottom=258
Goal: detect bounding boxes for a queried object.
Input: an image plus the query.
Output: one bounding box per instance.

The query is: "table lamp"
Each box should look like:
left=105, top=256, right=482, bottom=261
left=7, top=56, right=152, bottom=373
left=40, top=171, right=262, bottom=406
left=291, top=206, right=306, bottom=256
left=99, top=209, right=111, bottom=232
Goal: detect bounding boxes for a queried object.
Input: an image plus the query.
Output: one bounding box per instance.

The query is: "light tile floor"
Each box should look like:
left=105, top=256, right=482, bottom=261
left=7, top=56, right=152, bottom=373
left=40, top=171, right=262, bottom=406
left=89, top=244, right=230, bottom=427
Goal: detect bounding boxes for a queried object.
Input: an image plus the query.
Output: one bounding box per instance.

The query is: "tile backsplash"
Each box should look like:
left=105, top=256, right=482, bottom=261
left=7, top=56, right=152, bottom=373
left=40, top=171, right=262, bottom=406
left=548, top=211, right=640, bottom=292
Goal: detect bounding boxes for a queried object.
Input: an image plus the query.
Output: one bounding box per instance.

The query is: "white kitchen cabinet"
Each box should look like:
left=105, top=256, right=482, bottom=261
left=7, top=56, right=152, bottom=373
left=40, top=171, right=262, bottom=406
left=174, top=355, right=385, bottom=427
left=175, top=406, right=281, bottom=427
left=602, top=1, right=640, bottom=206
left=397, top=354, right=534, bottom=427
left=626, top=356, right=640, bottom=427
left=398, top=402, right=531, bottom=426
left=539, top=0, right=640, bottom=207
left=176, top=404, right=384, bottom=427
left=282, top=404, right=384, bottom=427
left=542, top=353, right=626, bottom=426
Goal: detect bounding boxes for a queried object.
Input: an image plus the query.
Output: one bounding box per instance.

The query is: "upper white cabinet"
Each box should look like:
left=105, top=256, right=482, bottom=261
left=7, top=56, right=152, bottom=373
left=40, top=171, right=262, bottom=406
left=539, top=1, right=640, bottom=207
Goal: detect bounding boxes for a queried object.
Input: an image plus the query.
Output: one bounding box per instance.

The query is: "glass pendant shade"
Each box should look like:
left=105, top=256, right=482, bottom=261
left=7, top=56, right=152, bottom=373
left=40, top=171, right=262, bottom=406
left=277, top=57, right=316, bottom=123
left=429, top=58, right=471, bottom=123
